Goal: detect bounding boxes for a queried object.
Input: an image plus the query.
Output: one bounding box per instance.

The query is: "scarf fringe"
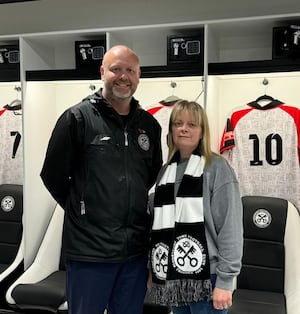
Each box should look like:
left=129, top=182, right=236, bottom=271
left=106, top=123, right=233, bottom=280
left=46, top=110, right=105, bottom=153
left=149, top=279, right=212, bottom=306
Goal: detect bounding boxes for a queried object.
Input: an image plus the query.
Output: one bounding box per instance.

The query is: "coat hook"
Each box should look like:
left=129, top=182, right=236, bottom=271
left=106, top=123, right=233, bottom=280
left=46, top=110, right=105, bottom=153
left=170, top=81, right=177, bottom=88
left=262, top=78, right=268, bottom=86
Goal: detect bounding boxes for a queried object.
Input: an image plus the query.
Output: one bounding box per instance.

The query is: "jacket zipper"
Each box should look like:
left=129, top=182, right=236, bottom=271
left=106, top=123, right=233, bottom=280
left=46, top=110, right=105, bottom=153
left=80, top=200, right=86, bottom=215
left=124, top=130, right=128, bottom=146
left=123, top=124, right=130, bottom=256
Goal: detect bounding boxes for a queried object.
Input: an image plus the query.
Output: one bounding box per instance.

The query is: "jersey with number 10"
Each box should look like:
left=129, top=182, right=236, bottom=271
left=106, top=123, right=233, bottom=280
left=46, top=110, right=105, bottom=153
left=220, top=100, right=300, bottom=211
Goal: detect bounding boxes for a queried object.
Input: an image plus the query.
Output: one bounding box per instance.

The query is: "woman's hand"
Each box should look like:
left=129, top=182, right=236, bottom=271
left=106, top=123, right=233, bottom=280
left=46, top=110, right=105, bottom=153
left=212, top=287, right=232, bottom=310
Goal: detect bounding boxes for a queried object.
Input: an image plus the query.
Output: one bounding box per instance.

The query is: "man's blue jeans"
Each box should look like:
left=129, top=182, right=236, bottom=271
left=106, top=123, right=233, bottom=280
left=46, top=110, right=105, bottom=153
left=66, top=255, right=148, bottom=314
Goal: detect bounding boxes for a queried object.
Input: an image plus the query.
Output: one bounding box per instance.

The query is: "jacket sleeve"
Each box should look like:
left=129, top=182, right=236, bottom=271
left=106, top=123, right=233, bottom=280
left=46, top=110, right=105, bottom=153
left=40, top=109, right=83, bottom=208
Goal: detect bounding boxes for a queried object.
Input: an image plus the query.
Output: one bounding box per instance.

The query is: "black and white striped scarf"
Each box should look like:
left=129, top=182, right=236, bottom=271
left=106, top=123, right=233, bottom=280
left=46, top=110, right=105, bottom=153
left=150, top=153, right=212, bottom=306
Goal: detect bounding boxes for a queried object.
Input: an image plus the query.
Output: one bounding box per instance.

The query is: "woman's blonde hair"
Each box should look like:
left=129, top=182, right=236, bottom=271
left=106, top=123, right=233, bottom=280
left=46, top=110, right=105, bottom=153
left=167, top=100, right=214, bottom=165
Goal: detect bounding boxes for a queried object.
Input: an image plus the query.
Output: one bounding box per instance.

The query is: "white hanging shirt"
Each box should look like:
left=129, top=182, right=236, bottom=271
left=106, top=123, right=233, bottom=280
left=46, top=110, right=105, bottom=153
left=220, top=100, right=300, bottom=212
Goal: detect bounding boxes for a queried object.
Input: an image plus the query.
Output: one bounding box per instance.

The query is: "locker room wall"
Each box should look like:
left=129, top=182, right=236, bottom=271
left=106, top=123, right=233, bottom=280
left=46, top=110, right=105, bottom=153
left=135, top=77, right=204, bottom=109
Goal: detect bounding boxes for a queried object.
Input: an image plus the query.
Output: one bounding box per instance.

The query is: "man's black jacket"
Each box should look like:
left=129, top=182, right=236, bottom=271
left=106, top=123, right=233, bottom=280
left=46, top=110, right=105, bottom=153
left=40, top=90, right=162, bottom=262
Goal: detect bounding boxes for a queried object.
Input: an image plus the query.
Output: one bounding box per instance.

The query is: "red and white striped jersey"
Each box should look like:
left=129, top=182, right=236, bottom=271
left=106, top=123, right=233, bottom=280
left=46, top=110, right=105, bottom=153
left=147, top=101, right=175, bottom=163
left=220, top=100, right=300, bottom=212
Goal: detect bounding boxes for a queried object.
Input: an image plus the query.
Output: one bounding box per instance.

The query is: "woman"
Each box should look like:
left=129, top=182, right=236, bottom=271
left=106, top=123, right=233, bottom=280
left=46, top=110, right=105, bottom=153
left=148, top=100, right=243, bottom=313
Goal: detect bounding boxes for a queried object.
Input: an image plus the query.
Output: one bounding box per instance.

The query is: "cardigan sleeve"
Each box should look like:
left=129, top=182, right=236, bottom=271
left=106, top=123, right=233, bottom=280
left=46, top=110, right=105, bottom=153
left=204, top=155, right=243, bottom=291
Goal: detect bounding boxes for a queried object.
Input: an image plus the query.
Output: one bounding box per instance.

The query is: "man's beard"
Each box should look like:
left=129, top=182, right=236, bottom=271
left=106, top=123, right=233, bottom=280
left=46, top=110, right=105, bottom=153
left=112, top=86, right=133, bottom=100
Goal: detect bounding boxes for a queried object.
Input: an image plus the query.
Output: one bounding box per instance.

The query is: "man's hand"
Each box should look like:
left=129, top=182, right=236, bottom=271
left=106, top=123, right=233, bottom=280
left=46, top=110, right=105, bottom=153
left=147, top=271, right=153, bottom=291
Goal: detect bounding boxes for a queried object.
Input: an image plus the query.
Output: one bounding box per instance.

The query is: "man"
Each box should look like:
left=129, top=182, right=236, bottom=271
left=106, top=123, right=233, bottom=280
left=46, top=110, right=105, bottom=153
left=40, top=45, right=163, bottom=314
